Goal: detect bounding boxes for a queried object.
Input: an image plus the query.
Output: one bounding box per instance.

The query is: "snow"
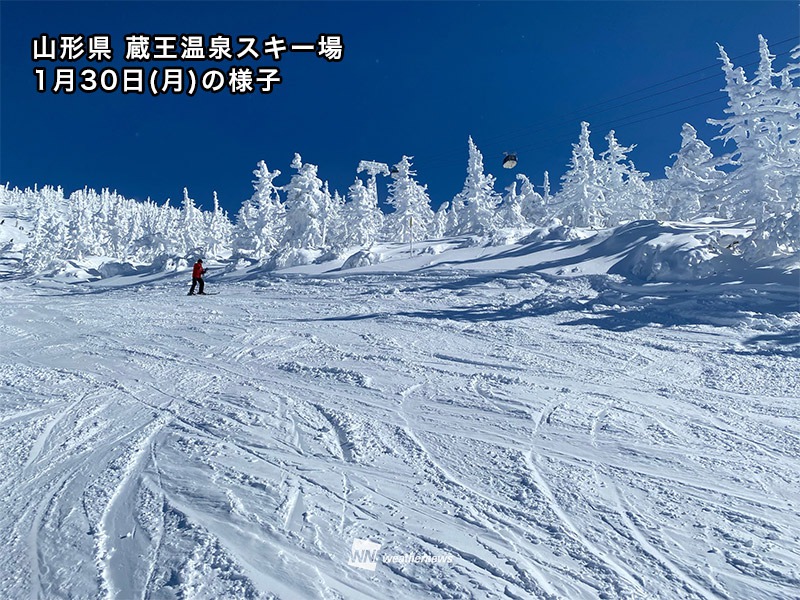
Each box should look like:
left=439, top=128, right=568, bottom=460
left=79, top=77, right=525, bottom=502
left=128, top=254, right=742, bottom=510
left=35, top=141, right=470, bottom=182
left=0, top=33, right=797, bottom=600
left=1, top=232, right=798, bottom=599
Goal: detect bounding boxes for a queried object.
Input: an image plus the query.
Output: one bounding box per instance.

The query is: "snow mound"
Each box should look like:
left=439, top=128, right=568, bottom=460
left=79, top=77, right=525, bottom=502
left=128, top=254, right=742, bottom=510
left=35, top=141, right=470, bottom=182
left=97, top=261, right=141, bottom=278
left=271, top=247, right=323, bottom=269
left=341, top=249, right=383, bottom=269
left=607, top=221, right=750, bottom=282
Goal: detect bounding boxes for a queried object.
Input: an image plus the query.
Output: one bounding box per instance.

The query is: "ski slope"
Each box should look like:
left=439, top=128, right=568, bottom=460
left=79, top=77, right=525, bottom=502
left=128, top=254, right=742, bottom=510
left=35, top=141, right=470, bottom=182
left=0, top=266, right=798, bottom=599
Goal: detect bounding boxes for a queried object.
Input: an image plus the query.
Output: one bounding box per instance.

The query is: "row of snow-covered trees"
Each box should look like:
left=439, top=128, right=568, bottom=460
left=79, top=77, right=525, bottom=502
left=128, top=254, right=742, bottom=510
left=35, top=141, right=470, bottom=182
left=6, top=184, right=232, bottom=271
left=4, top=35, right=797, bottom=271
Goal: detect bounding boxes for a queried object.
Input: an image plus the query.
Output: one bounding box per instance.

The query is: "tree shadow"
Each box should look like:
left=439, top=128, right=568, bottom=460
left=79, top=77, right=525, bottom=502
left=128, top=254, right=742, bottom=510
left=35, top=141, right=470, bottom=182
left=414, top=220, right=699, bottom=279
left=735, top=326, right=800, bottom=357
left=317, top=274, right=800, bottom=341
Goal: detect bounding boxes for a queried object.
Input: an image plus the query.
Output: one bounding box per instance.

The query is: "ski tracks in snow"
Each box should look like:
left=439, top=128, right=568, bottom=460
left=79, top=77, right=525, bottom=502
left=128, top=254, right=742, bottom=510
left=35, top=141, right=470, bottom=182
left=0, top=275, right=798, bottom=599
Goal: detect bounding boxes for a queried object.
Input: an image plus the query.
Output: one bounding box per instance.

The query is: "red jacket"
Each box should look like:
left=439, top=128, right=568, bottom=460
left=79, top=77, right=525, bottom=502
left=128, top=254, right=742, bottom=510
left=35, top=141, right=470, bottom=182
left=192, top=262, right=205, bottom=278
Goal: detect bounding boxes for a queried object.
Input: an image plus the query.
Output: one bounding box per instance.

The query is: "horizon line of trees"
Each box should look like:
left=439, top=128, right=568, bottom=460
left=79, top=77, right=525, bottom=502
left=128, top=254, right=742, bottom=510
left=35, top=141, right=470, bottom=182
left=3, top=35, right=797, bottom=272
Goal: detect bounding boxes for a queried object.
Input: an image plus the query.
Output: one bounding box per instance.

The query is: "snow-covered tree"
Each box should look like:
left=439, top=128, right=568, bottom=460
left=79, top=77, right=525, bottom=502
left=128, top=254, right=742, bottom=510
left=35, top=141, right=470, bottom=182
left=542, top=171, right=551, bottom=205
left=64, top=188, right=102, bottom=259
left=497, top=180, right=528, bottom=229
left=432, top=201, right=449, bottom=238
left=342, top=177, right=384, bottom=246
left=516, top=174, right=546, bottom=225
left=233, top=161, right=285, bottom=259
left=383, top=156, right=435, bottom=243
left=318, top=181, right=342, bottom=248
left=21, top=186, right=68, bottom=270
left=552, top=122, right=608, bottom=228
left=664, top=123, right=727, bottom=220
left=598, top=130, right=654, bottom=225
left=742, top=203, right=800, bottom=262
left=447, top=136, right=502, bottom=236
left=708, top=36, right=800, bottom=222
left=145, top=198, right=182, bottom=258
left=282, top=153, right=327, bottom=249
left=130, top=197, right=177, bottom=260
left=24, top=212, right=67, bottom=271
left=179, top=187, right=206, bottom=254
left=204, top=191, right=233, bottom=258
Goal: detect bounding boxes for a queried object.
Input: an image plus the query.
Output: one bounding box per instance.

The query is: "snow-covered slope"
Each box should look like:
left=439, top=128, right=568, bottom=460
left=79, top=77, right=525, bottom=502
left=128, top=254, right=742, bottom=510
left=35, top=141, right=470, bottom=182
left=232, top=219, right=795, bottom=290
left=0, top=264, right=798, bottom=599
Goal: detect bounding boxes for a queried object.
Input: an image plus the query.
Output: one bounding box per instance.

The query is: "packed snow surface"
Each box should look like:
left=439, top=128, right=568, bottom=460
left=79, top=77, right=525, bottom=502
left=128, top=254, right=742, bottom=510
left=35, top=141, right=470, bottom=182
left=0, top=264, right=798, bottom=599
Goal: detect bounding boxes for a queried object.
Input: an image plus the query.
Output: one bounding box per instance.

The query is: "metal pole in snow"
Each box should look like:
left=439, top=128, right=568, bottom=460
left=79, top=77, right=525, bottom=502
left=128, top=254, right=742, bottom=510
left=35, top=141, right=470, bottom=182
left=409, top=215, right=413, bottom=257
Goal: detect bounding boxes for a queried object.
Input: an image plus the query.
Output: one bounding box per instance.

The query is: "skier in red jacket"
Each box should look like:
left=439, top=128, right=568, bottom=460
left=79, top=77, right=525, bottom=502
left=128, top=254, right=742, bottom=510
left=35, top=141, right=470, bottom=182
left=188, top=259, right=207, bottom=295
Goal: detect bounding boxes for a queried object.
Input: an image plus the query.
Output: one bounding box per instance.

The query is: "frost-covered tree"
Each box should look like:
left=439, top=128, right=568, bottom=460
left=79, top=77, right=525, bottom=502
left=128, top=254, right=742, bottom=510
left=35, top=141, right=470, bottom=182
left=663, top=123, right=727, bottom=220
left=552, top=122, right=608, bottom=228
left=497, top=181, right=528, bottom=229
left=432, top=201, right=449, bottom=238
left=232, top=200, right=259, bottom=258
left=24, top=212, right=67, bottom=271
left=64, top=188, right=102, bottom=259
left=318, top=181, right=342, bottom=248
left=742, top=203, right=800, bottom=262
left=448, top=136, right=501, bottom=236
left=282, top=153, right=327, bottom=249
left=233, top=161, right=285, bottom=260
left=329, top=189, right=348, bottom=247
left=16, top=182, right=227, bottom=270
left=542, top=171, right=551, bottom=205
left=145, top=198, right=182, bottom=258
left=768, top=39, right=800, bottom=213
left=93, top=189, right=136, bottom=258
left=22, top=186, right=68, bottom=270
left=179, top=187, right=206, bottom=254
left=204, top=191, right=233, bottom=258
left=708, top=36, right=800, bottom=222
left=342, top=177, right=384, bottom=246
left=383, top=156, right=435, bottom=243
left=516, top=174, right=546, bottom=225
left=599, top=130, right=654, bottom=225
left=130, top=197, right=178, bottom=260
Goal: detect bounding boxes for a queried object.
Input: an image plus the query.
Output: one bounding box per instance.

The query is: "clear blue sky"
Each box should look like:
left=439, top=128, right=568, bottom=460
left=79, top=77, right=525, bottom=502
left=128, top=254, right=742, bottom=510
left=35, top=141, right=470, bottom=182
left=1, top=1, right=797, bottom=214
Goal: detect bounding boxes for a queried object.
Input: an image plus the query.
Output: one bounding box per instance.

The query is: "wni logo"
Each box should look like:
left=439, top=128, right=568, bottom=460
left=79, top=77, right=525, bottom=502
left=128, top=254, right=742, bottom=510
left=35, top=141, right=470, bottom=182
left=348, top=538, right=382, bottom=571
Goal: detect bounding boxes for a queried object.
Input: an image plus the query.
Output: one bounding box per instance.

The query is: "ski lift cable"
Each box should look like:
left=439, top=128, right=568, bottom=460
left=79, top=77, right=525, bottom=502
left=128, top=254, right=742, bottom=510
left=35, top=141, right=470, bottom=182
left=524, top=94, right=726, bottom=160
left=415, top=40, right=798, bottom=179
left=489, top=95, right=727, bottom=168
left=555, top=87, right=724, bottom=139
left=422, top=41, right=798, bottom=166
left=557, top=34, right=800, bottom=112
left=499, top=99, right=730, bottom=176
left=425, top=84, right=723, bottom=170
left=422, top=92, right=728, bottom=175
left=420, top=87, right=716, bottom=172
left=421, top=51, right=789, bottom=173
left=461, top=38, right=800, bottom=151
left=413, top=94, right=725, bottom=193
left=450, top=47, right=797, bottom=158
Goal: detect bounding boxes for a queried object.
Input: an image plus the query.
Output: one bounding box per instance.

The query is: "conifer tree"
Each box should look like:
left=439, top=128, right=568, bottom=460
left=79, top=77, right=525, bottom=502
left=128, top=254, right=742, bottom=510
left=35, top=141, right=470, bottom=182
left=383, top=156, right=435, bottom=244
